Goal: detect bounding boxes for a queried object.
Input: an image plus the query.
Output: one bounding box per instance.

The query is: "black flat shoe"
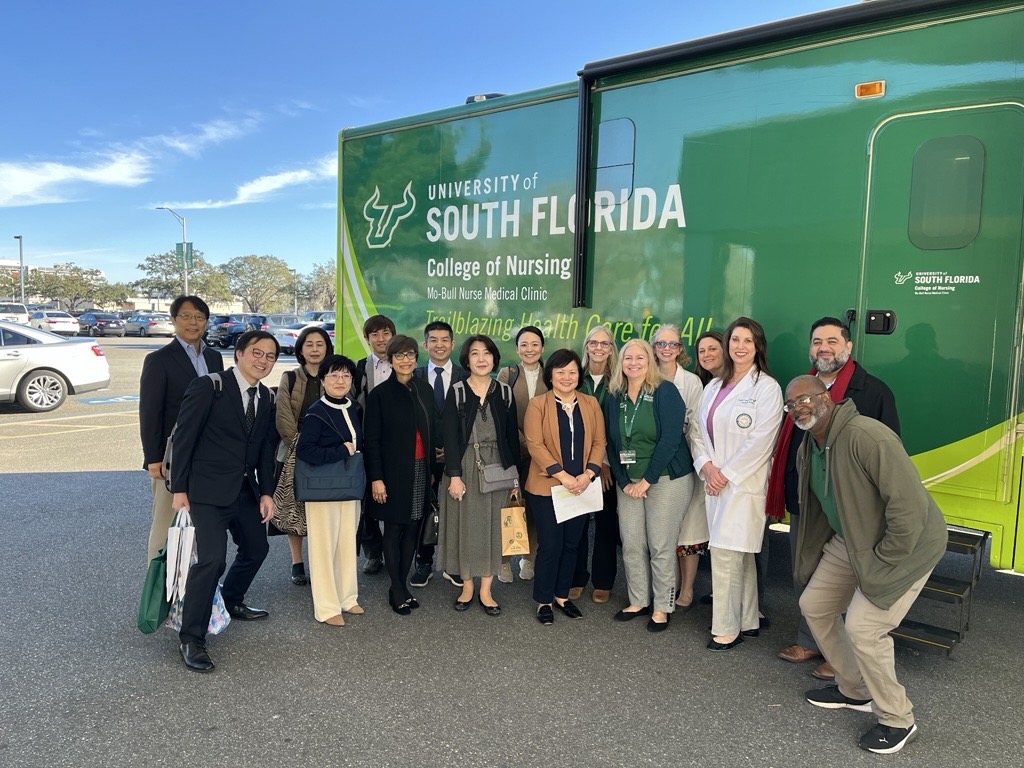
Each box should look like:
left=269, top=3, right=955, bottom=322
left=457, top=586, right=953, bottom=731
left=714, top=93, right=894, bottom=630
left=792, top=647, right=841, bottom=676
left=454, top=597, right=473, bottom=612
left=741, top=628, right=760, bottom=638
left=479, top=597, right=501, bottom=616
left=388, top=592, right=412, bottom=616
left=613, top=606, right=651, bottom=622
left=556, top=600, right=584, bottom=620
left=647, top=615, right=671, bottom=633
left=228, top=604, right=269, bottom=620
left=707, top=635, right=744, bottom=652
left=537, top=605, right=554, bottom=625
left=180, top=641, right=214, bottom=672
left=407, top=597, right=420, bottom=610
left=290, top=573, right=308, bottom=586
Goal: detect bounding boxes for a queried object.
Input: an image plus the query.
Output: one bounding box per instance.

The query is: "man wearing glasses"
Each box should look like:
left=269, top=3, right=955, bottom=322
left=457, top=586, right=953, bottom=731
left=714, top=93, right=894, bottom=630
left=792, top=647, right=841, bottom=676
left=784, top=375, right=946, bottom=754
left=139, top=295, right=224, bottom=560
left=170, top=331, right=280, bottom=672
left=770, top=317, right=900, bottom=680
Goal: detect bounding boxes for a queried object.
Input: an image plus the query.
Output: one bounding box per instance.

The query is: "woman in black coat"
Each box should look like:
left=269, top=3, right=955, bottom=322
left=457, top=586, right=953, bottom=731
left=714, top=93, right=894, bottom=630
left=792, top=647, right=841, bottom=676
left=364, top=335, right=439, bottom=615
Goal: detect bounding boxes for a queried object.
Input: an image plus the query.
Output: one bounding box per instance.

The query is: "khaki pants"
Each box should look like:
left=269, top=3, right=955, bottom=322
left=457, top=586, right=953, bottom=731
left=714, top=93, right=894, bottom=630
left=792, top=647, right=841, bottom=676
left=147, top=476, right=176, bottom=561
left=710, top=547, right=759, bottom=636
left=800, top=535, right=930, bottom=728
left=307, top=499, right=360, bottom=622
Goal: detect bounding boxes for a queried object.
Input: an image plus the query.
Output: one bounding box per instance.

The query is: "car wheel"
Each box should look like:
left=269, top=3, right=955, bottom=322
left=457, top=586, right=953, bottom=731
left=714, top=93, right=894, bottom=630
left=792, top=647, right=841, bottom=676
left=17, top=369, right=68, bottom=412
left=139, top=327, right=147, bottom=337
left=231, top=334, right=240, bottom=347
left=88, top=326, right=97, bottom=337
left=118, top=332, right=126, bottom=337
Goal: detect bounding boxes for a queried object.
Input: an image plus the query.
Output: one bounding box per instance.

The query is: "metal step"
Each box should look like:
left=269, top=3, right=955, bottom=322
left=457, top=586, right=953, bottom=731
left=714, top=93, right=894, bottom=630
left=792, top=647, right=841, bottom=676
left=891, top=619, right=960, bottom=656
left=945, top=526, right=990, bottom=556
left=920, top=574, right=972, bottom=605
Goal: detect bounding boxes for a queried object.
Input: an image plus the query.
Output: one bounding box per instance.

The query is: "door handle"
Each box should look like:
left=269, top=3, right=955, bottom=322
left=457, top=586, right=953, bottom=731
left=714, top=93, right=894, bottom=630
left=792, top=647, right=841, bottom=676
left=864, top=310, right=897, bottom=335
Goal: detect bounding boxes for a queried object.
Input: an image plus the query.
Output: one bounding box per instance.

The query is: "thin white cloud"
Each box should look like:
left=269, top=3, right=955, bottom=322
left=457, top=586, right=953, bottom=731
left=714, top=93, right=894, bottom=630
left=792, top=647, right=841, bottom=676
left=0, top=151, right=151, bottom=207
left=153, top=114, right=262, bottom=157
left=160, top=153, right=337, bottom=209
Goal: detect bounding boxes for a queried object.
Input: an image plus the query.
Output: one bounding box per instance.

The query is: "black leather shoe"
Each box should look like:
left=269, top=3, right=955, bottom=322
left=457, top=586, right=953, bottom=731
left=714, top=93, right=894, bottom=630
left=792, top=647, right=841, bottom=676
left=613, top=606, right=651, bottom=622
left=363, top=558, right=384, bottom=575
left=454, top=597, right=473, bottom=612
left=647, top=615, right=671, bottom=633
left=537, top=605, right=554, bottom=625
left=479, top=597, right=501, bottom=616
left=741, top=628, right=760, bottom=638
left=556, top=600, right=584, bottom=620
left=180, top=641, right=214, bottom=672
left=407, top=597, right=420, bottom=610
left=707, top=635, right=744, bottom=652
left=228, top=604, right=269, bottom=620
left=290, top=573, right=308, bottom=586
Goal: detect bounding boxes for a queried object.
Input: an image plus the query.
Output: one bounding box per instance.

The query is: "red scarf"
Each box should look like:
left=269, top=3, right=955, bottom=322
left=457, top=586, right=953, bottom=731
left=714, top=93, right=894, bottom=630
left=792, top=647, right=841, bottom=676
left=764, top=360, right=856, bottom=519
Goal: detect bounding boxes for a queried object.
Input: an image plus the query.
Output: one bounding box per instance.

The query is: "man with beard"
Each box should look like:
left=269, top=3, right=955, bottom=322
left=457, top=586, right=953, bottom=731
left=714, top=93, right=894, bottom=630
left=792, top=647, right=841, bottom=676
left=769, top=317, right=900, bottom=680
left=784, top=375, right=945, bottom=754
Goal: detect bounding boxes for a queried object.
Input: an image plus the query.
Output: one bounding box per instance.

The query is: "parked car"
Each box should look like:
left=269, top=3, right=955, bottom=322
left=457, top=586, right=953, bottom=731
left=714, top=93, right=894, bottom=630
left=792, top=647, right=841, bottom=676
left=266, top=313, right=299, bottom=328
left=0, top=303, right=30, bottom=325
left=301, top=310, right=335, bottom=323
left=125, top=313, right=174, bottom=337
left=29, top=310, right=79, bottom=336
left=206, top=314, right=268, bottom=348
left=78, top=312, right=126, bottom=337
left=0, top=320, right=110, bottom=412
left=273, top=322, right=315, bottom=355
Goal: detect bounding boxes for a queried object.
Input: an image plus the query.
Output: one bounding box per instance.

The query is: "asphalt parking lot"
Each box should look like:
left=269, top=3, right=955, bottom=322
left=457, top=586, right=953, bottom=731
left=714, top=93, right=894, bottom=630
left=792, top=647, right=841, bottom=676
left=1, top=338, right=1022, bottom=767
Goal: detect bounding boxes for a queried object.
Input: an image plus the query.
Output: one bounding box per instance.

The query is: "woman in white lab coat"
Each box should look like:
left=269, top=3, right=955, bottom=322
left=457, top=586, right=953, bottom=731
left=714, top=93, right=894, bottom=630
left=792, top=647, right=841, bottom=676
left=693, top=317, right=782, bottom=651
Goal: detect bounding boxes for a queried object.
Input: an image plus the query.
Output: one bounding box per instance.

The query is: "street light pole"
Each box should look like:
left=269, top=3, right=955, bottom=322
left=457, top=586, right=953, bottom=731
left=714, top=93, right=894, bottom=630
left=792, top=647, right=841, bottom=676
left=155, top=207, right=188, bottom=295
left=292, top=269, right=298, bottom=314
left=13, top=235, right=24, bottom=304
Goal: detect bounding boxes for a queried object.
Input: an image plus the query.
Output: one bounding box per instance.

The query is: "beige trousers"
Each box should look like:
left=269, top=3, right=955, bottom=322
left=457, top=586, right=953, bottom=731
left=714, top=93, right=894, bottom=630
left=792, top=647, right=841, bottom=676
left=800, top=534, right=930, bottom=728
left=147, top=476, right=177, bottom=561
left=710, top=547, right=759, bottom=636
left=306, top=499, right=360, bottom=622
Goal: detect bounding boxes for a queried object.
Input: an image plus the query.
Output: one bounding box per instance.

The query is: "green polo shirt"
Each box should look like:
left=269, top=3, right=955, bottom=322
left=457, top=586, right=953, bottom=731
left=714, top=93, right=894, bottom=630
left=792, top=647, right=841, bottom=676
left=809, top=438, right=843, bottom=537
left=619, top=392, right=661, bottom=481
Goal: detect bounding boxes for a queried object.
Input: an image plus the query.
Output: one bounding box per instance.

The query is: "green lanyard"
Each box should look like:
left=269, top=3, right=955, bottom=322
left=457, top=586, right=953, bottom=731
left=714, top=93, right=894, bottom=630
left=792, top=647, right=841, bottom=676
left=621, top=395, right=643, bottom=446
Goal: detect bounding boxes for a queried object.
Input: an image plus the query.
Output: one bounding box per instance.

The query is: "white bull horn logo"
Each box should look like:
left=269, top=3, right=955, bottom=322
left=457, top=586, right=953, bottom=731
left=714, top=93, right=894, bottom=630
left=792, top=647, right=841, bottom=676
left=362, top=182, right=416, bottom=248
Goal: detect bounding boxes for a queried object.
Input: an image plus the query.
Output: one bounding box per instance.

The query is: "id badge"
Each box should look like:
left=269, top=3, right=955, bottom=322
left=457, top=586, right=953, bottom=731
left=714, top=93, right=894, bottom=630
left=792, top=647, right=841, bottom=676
left=619, top=450, right=637, bottom=465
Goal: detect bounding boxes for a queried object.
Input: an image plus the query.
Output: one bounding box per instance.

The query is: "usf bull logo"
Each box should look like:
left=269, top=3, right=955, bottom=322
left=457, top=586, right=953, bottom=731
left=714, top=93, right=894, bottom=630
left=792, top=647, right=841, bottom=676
left=362, top=182, right=416, bottom=249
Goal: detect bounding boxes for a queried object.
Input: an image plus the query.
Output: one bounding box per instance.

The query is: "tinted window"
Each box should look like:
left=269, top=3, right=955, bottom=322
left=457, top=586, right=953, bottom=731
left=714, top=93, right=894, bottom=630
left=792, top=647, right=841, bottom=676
left=908, top=135, right=985, bottom=250
left=1, top=328, right=36, bottom=345
left=595, top=118, right=636, bottom=200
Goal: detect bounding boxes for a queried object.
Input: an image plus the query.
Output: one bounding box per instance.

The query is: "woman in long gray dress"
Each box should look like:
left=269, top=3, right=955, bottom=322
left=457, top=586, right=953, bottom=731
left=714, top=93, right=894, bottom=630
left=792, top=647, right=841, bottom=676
left=439, top=335, right=520, bottom=616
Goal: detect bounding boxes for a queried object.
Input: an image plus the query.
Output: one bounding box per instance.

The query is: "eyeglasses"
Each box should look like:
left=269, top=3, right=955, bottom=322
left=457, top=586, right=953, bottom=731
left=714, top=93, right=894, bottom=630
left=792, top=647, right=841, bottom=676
left=324, top=372, right=352, bottom=382
left=782, top=391, right=829, bottom=413
left=248, top=348, right=278, bottom=362
left=175, top=313, right=207, bottom=322
left=587, top=340, right=613, bottom=349
left=654, top=341, right=681, bottom=350
left=392, top=350, right=418, bottom=361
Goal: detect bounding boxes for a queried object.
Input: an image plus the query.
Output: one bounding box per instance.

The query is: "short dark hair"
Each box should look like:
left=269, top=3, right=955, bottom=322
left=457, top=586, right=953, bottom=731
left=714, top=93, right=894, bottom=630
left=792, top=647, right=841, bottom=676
left=459, top=334, right=500, bottom=372
left=317, top=354, right=357, bottom=381
left=386, top=334, right=419, bottom=363
left=809, top=316, right=851, bottom=342
left=234, top=330, right=279, bottom=362
left=423, top=321, right=454, bottom=340
left=516, top=325, right=545, bottom=346
left=170, top=295, right=210, bottom=319
left=362, top=314, right=396, bottom=338
left=542, top=349, right=582, bottom=390
left=295, top=326, right=334, bottom=367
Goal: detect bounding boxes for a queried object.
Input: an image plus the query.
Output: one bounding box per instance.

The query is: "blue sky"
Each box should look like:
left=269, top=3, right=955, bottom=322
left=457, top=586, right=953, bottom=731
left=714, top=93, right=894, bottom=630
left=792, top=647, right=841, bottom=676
left=1, top=0, right=842, bottom=284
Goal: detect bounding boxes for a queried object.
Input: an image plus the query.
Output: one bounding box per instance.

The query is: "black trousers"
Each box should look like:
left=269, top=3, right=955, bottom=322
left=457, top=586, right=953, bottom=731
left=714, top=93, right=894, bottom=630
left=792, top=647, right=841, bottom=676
left=179, top=483, right=269, bottom=645
left=572, top=484, right=619, bottom=590
left=383, top=520, right=419, bottom=602
left=529, top=492, right=588, bottom=605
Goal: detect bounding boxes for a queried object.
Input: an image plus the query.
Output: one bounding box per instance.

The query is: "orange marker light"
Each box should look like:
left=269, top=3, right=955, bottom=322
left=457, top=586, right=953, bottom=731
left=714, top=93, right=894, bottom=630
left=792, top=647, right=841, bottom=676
left=855, top=80, right=886, bottom=99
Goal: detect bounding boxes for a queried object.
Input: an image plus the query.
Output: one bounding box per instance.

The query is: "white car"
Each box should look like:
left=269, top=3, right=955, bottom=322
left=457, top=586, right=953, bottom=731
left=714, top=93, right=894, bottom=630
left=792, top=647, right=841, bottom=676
left=273, top=322, right=313, bottom=356
left=29, top=310, right=79, bottom=336
left=0, top=303, right=30, bottom=325
left=0, top=321, right=111, bottom=412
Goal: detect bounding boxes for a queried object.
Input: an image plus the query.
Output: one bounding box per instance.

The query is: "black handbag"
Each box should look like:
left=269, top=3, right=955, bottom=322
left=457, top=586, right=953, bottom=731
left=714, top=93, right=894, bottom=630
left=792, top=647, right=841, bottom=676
left=293, top=411, right=366, bottom=502
left=420, top=490, right=440, bottom=546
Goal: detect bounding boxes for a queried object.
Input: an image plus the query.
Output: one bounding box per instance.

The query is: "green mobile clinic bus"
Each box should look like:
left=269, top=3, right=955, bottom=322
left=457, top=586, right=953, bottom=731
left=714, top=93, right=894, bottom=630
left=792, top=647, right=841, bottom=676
left=338, top=0, right=1024, bottom=573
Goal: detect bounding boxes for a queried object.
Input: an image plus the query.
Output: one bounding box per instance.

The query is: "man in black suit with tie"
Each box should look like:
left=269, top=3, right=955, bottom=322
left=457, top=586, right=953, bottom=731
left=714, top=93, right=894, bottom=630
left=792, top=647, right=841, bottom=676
left=170, top=330, right=279, bottom=672
left=139, top=295, right=224, bottom=560
left=409, top=321, right=467, bottom=589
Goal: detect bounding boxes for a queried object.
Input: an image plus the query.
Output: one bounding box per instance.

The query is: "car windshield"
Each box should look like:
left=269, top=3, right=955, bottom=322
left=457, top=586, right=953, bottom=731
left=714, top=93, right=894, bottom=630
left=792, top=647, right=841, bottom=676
left=285, top=322, right=308, bottom=330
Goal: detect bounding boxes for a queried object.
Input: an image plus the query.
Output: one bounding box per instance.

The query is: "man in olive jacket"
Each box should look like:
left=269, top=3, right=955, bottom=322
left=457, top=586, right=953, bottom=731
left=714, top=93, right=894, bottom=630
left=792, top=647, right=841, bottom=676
left=786, top=375, right=947, bottom=755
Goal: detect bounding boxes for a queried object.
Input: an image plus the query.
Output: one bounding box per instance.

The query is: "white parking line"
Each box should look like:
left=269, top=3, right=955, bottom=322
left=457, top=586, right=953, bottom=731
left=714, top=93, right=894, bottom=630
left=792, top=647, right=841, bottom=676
left=0, top=408, right=139, bottom=428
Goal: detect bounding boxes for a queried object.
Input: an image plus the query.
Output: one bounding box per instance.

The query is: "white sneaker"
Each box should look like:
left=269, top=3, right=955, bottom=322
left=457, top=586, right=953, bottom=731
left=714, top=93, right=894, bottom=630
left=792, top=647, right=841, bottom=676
left=519, top=558, right=535, bottom=580
left=498, top=562, right=514, bottom=583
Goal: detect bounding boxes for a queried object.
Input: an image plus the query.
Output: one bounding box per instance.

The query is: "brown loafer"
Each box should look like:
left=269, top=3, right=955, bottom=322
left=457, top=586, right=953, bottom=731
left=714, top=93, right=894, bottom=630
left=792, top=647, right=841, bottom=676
left=323, top=615, right=345, bottom=626
left=592, top=589, right=610, bottom=603
left=343, top=604, right=364, bottom=615
left=568, top=587, right=584, bottom=600
left=778, top=644, right=823, bottom=663
left=812, top=661, right=836, bottom=681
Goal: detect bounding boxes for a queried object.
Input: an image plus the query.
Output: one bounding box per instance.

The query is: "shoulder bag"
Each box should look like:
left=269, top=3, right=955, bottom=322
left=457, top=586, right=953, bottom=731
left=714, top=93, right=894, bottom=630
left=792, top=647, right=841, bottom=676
left=294, top=407, right=366, bottom=502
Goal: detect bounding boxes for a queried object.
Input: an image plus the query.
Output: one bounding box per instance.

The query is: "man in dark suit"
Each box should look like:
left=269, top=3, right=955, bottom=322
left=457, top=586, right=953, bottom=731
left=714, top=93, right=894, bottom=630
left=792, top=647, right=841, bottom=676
left=170, top=330, right=279, bottom=672
left=139, top=295, right=224, bottom=560
left=409, top=321, right=467, bottom=588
